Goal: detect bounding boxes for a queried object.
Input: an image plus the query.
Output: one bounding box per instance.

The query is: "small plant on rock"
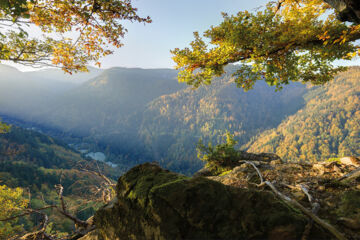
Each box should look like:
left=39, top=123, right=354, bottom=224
left=197, top=131, right=240, bottom=175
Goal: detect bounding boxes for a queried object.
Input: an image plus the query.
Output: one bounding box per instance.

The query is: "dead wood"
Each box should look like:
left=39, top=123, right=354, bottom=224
left=242, top=161, right=348, bottom=240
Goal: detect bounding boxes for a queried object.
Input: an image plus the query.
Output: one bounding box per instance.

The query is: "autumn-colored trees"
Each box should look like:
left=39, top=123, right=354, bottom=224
left=0, top=0, right=151, bottom=73
left=172, top=0, right=360, bottom=90
left=246, top=67, right=360, bottom=162
left=0, top=185, right=28, bottom=239
left=0, top=122, right=9, bottom=133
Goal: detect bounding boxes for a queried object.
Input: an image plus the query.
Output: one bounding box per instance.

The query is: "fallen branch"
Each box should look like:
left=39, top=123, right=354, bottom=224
left=281, top=183, right=302, bottom=191
left=266, top=181, right=347, bottom=240
left=338, top=167, right=360, bottom=182
left=299, top=184, right=320, bottom=240
left=238, top=161, right=347, bottom=240
left=239, top=161, right=265, bottom=187
left=299, top=184, right=314, bottom=204
left=301, top=203, right=320, bottom=240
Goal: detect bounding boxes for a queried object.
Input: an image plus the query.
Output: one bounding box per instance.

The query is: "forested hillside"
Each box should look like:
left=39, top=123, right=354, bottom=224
left=0, top=65, right=358, bottom=174
left=0, top=126, right=113, bottom=234
left=135, top=66, right=307, bottom=172
left=245, top=67, right=360, bottom=162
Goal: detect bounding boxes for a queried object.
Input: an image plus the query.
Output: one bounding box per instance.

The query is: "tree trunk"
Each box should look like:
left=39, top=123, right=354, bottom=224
left=324, top=0, right=360, bottom=23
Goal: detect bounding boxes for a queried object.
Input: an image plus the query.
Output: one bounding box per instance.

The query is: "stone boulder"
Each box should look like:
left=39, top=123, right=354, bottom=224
left=81, top=163, right=328, bottom=240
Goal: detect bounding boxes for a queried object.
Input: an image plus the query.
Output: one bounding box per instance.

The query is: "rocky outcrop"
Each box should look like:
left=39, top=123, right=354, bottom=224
left=80, top=163, right=327, bottom=240
left=208, top=157, right=360, bottom=239
left=80, top=154, right=360, bottom=240
left=193, top=152, right=282, bottom=177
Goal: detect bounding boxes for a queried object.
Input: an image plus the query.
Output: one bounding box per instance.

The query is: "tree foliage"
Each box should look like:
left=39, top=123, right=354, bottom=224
left=0, top=122, right=10, bottom=133
left=171, top=0, right=360, bottom=90
left=197, top=131, right=240, bottom=174
left=0, top=0, right=151, bottom=73
left=0, top=126, right=116, bottom=237
left=0, top=185, right=28, bottom=239
left=246, top=67, right=360, bottom=162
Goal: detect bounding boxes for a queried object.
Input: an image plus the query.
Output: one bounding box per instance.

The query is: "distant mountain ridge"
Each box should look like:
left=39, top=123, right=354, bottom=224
left=32, top=67, right=186, bottom=135
left=0, top=64, right=358, bottom=174
left=0, top=64, right=102, bottom=120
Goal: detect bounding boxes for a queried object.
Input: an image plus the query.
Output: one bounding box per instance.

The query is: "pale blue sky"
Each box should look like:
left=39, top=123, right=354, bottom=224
left=6, top=0, right=360, bottom=71
left=100, top=0, right=269, bottom=69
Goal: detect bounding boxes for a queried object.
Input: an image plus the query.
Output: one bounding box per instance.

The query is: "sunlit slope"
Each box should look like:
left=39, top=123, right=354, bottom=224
left=245, top=67, right=360, bottom=162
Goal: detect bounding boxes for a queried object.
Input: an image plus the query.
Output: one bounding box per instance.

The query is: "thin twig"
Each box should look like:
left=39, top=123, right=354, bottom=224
left=239, top=160, right=265, bottom=186
left=0, top=205, right=56, bottom=222
left=82, top=168, right=116, bottom=187
left=299, top=184, right=314, bottom=204
left=299, top=184, right=320, bottom=240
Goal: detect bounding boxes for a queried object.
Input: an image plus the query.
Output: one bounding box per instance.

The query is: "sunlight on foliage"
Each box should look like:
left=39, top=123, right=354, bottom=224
left=0, top=122, right=10, bottom=133
left=246, top=67, right=360, bottom=162
left=197, top=131, right=240, bottom=174
left=0, top=0, right=151, bottom=73
left=0, top=185, right=28, bottom=239
left=172, top=0, right=360, bottom=90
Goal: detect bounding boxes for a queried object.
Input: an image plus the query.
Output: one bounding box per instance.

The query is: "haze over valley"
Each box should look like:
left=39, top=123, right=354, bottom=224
left=0, top=64, right=358, bottom=175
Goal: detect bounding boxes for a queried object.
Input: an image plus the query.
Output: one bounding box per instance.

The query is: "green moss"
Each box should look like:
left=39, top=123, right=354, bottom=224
left=93, top=163, right=329, bottom=240
left=117, top=163, right=187, bottom=208
left=337, top=190, right=360, bottom=218
left=326, top=158, right=341, bottom=163
left=218, top=169, right=232, bottom=176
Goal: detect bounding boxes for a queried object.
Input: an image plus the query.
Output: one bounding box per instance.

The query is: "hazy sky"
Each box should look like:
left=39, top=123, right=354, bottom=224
left=6, top=0, right=360, bottom=71
left=8, top=0, right=269, bottom=71
left=100, top=0, right=269, bottom=69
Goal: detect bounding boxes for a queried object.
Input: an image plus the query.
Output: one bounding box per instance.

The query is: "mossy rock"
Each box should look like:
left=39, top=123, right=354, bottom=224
left=90, top=163, right=328, bottom=240
left=337, top=190, right=360, bottom=220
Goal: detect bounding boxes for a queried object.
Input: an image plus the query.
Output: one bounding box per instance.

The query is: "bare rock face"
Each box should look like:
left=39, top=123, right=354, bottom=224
left=80, top=163, right=326, bottom=240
